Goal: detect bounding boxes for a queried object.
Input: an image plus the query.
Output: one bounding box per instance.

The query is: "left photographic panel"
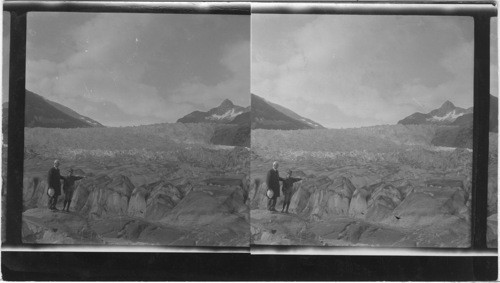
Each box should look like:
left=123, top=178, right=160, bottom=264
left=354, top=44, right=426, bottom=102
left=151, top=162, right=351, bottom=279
left=13, top=10, right=250, bottom=246
left=2, top=11, right=11, bottom=243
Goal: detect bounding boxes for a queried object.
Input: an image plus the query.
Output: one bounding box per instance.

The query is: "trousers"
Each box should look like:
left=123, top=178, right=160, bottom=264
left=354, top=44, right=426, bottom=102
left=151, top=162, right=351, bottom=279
left=267, top=195, right=277, bottom=211
left=48, top=195, right=59, bottom=209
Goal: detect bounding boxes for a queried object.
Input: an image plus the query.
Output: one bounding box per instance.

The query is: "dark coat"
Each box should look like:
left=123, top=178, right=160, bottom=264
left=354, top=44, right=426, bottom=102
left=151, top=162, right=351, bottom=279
left=62, top=175, right=84, bottom=193
left=266, top=169, right=283, bottom=197
left=47, top=167, right=64, bottom=195
left=282, top=177, right=302, bottom=195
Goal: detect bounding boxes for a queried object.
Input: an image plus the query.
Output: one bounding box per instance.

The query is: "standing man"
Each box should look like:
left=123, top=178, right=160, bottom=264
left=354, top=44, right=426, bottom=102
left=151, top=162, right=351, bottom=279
left=62, top=168, right=85, bottom=212
left=266, top=161, right=283, bottom=212
left=281, top=170, right=302, bottom=213
left=47, top=159, right=64, bottom=211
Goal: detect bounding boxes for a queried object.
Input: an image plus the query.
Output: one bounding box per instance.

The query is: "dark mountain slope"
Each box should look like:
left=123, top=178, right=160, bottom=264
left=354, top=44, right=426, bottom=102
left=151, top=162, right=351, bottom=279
left=230, top=111, right=250, bottom=126
left=251, top=93, right=314, bottom=130
left=3, top=90, right=104, bottom=130
left=265, top=100, right=325, bottom=129
left=46, top=99, right=103, bottom=127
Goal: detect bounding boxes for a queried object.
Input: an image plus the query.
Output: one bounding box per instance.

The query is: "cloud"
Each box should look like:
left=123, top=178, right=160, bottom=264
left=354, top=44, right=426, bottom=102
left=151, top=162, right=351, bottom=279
left=26, top=13, right=249, bottom=126
left=2, top=12, right=10, bottom=100
left=170, top=40, right=250, bottom=113
left=491, top=17, right=498, bottom=97
left=26, top=14, right=168, bottom=126
left=252, top=15, right=474, bottom=128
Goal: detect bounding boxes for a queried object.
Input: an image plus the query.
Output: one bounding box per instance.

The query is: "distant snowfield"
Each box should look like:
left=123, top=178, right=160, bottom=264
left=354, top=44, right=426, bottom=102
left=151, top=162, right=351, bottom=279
left=82, top=118, right=101, bottom=126
left=207, top=109, right=243, bottom=121
left=427, top=110, right=465, bottom=122
left=300, top=118, right=319, bottom=127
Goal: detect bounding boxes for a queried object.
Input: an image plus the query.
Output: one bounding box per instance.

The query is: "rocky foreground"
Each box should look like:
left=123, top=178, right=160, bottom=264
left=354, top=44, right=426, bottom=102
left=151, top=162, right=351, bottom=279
left=22, top=156, right=250, bottom=246
left=16, top=123, right=251, bottom=246
left=250, top=161, right=478, bottom=247
left=250, top=128, right=498, bottom=248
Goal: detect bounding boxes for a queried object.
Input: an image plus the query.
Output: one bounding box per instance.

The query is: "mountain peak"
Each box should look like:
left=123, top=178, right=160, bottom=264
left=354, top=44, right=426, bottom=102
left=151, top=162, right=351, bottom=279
left=177, top=98, right=248, bottom=124
left=440, top=100, right=455, bottom=111
left=398, top=99, right=471, bottom=126
left=219, top=99, right=234, bottom=108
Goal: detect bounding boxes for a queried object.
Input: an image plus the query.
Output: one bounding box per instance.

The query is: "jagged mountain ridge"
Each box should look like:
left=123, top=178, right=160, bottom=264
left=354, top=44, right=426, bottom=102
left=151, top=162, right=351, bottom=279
left=251, top=93, right=324, bottom=130
left=2, top=89, right=104, bottom=130
left=399, top=95, right=498, bottom=149
left=398, top=100, right=472, bottom=126
left=177, top=99, right=248, bottom=124
left=176, top=99, right=250, bottom=147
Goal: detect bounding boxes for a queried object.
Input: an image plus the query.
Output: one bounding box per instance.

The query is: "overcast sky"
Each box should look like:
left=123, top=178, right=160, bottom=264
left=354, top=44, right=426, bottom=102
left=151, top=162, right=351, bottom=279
left=253, top=15, right=496, bottom=129
left=3, top=12, right=10, bottom=99
left=17, top=13, right=249, bottom=127
left=1, top=13, right=498, bottom=128
left=491, top=17, right=498, bottom=99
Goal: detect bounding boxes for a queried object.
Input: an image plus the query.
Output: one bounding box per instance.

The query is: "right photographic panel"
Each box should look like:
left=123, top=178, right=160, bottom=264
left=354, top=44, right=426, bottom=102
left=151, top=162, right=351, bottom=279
left=250, top=15, right=482, bottom=248
left=488, top=16, right=498, bottom=249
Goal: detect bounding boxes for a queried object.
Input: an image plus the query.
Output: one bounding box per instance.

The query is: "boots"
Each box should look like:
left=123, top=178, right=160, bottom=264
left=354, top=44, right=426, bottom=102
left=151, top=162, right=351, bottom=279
left=49, top=196, right=59, bottom=211
left=62, top=200, right=71, bottom=212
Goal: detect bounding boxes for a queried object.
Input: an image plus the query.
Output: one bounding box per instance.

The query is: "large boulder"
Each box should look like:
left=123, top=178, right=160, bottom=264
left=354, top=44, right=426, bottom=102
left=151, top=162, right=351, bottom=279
left=384, top=185, right=468, bottom=228
left=290, top=176, right=330, bottom=216
left=249, top=178, right=269, bottom=209
left=298, top=176, right=356, bottom=220
left=23, top=176, right=50, bottom=210
left=127, top=186, right=150, bottom=218
left=365, top=183, right=404, bottom=222
left=71, top=174, right=111, bottom=214
left=349, top=187, right=370, bottom=218
left=288, top=186, right=311, bottom=214
left=127, top=181, right=183, bottom=220
left=78, top=174, right=135, bottom=218
left=160, top=185, right=247, bottom=227
left=145, top=182, right=183, bottom=220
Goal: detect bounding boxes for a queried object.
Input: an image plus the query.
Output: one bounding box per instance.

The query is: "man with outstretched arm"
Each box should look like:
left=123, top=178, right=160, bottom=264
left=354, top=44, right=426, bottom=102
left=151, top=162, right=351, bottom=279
left=47, top=159, right=64, bottom=211
left=266, top=161, right=283, bottom=212
left=281, top=170, right=302, bottom=213
left=62, top=168, right=86, bottom=212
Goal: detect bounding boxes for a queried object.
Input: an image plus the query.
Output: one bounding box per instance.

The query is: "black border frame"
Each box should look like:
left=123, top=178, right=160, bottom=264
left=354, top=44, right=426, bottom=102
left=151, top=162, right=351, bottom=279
left=1, top=1, right=498, bottom=280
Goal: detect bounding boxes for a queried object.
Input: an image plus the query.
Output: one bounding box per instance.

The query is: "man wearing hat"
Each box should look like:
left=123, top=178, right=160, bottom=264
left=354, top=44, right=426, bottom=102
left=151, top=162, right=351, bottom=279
left=281, top=170, right=302, bottom=213
left=47, top=159, right=64, bottom=211
left=62, top=168, right=86, bottom=212
left=266, top=161, right=284, bottom=212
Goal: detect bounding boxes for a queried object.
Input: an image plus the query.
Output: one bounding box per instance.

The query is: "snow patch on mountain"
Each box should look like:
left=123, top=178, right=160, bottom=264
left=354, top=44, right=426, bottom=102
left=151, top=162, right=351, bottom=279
left=301, top=118, right=318, bottom=127
left=206, top=109, right=243, bottom=121
left=427, top=110, right=465, bottom=122
left=81, top=117, right=101, bottom=126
